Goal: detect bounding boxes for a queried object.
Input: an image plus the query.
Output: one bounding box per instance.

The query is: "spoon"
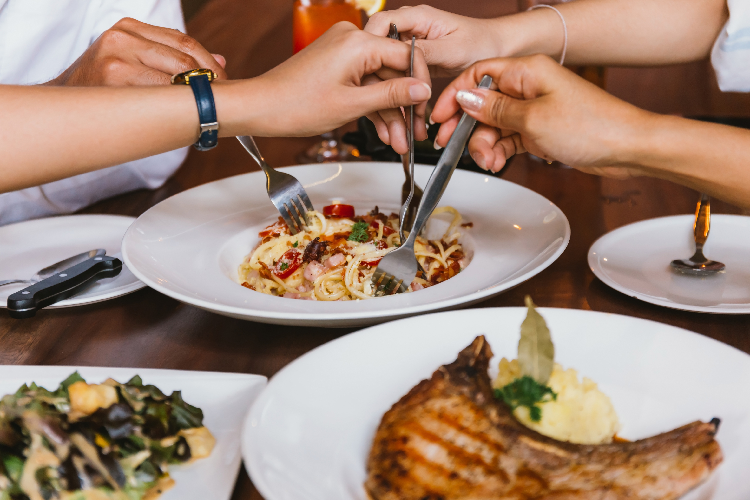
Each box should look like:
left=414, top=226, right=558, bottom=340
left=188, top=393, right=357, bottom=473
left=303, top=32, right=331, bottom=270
left=670, top=194, right=725, bottom=275
left=0, top=249, right=106, bottom=287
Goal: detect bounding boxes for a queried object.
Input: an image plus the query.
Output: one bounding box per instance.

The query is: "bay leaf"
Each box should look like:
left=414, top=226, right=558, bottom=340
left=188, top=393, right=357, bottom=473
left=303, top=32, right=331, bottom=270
left=518, top=295, right=555, bottom=385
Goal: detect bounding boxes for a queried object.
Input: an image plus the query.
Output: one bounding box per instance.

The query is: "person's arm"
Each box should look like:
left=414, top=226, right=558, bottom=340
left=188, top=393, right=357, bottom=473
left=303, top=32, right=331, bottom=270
left=365, top=0, right=728, bottom=72
left=431, top=55, right=750, bottom=208
left=499, top=0, right=728, bottom=66
left=1, top=23, right=431, bottom=193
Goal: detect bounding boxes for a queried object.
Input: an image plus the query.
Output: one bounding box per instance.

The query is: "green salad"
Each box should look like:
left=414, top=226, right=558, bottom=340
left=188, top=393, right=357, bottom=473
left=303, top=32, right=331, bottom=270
left=0, top=372, right=214, bottom=500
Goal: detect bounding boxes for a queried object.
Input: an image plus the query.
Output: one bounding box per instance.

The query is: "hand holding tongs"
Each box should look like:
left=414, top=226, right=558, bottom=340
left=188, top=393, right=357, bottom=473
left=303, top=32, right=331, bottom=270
left=372, top=75, right=494, bottom=295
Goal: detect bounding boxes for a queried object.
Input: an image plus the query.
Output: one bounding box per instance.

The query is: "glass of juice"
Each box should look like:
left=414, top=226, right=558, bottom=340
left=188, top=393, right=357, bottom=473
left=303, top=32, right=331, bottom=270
left=293, top=0, right=365, bottom=162
left=293, top=0, right=363, bottom=54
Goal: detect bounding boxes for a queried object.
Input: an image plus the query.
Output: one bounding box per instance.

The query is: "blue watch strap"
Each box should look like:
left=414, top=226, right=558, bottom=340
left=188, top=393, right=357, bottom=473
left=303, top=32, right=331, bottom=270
left=188, top=74, right=218, bottom=151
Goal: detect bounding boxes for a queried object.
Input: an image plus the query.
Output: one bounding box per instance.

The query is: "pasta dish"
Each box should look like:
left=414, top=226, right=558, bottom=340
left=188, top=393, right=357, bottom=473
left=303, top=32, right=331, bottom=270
left=238, top=204, right=470, bottom=300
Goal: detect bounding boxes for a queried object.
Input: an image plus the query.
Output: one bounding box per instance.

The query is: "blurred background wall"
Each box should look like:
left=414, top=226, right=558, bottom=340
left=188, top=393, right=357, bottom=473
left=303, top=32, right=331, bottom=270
left=181, top=0, right=750, bottom=117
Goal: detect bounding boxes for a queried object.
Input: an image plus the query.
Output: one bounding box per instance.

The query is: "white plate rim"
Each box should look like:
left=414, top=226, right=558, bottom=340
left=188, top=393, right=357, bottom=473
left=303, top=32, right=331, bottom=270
left=0, top=214, right=145, bottom=308
left=241, top=306, right=750, bottom=500
left=122, top=164, right=571, bottom=324
left=588, top=214, right=750, bottom=314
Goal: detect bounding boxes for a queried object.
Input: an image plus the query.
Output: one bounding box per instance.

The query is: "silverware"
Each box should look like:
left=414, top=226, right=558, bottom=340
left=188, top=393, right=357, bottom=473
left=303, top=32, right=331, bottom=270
left=388, top=24, right=423, bottom=237
left=237, top=135, right=314, bottom=234
left=670, top=193, right=726, bottom=275
left=8, top=256, right=121, bottom=319
left=398, top=36, right=417, bottom=243
left=0, top=249, right=106, bottom=287
left=372, top=75, right=493, bottom=296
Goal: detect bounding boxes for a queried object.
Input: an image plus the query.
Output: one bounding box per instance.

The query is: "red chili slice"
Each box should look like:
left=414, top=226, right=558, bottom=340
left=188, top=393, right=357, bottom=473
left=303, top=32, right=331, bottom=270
left=322, top=204, right=355, bottom=218
left=273, top=249, right=302, bottom=279
left=259, top=217, right=289, bottom=238
left=370, top=220, right=395, bottom=236
left=362, top=240, right=389, bottom=267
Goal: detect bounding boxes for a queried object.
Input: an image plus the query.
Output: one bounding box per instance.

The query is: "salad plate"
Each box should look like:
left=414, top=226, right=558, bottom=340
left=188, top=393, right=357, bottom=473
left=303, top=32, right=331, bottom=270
left=0, top=215, right=144, bottom=309
left=0, top=365, right=266, bottom=500
left=123, top=162, right=570, bottom=327
left=589, top=214, right=750, bottom=313
left=242, top=307, right=750, bottom=500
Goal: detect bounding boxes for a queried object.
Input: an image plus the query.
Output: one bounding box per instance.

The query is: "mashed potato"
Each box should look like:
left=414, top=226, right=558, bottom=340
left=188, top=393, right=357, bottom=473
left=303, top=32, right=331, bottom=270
left=493, top=358, right=620, bottom=444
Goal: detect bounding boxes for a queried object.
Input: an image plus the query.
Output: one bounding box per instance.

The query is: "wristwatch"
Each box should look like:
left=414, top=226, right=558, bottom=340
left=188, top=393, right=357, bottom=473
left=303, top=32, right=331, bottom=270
left=171, top=68, right=219, bottom=151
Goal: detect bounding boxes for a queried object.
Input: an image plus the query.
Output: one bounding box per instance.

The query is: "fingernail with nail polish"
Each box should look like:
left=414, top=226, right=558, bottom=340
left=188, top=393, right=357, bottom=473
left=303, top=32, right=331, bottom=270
left=409, top=82, right=432, bottom=102
left=472, top=152, right=486, bottom=169
left=433, top=138, right=443, bottom=151
left=429, top=115, right=435, bottom=125
left=456, top=90, right=484, bottom=112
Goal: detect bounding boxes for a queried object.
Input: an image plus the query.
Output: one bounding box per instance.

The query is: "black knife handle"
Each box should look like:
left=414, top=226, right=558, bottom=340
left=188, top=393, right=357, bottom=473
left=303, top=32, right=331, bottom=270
left=8, top=256, right=122, bottom=318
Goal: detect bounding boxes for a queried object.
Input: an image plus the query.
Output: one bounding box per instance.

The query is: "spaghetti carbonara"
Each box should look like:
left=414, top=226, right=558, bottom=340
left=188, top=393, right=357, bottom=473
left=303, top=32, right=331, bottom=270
left=238, top=204, right=470, bottom=301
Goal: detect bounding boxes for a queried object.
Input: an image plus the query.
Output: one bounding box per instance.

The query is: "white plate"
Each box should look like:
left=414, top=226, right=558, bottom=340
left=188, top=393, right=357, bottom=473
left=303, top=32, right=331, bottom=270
left=0, top=365, right=266, bottom=500
left=242, top=308, right=750, bottom=500
left=0, top=215, right=144, bottom=308
left=122, top=162, right=569, bottom=327
left=589, top=215, right=750, bottom=313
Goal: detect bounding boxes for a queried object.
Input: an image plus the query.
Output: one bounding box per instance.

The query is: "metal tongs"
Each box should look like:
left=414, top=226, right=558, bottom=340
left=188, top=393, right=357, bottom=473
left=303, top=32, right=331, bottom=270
left=372, top=75, right=494, bottom=295
left=388, top=24, right=421, bottom=240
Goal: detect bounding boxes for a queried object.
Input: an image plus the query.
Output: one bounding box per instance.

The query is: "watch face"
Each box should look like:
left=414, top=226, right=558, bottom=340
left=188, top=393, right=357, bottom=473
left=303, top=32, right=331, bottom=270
left=171, top=69, right=217, bottom=85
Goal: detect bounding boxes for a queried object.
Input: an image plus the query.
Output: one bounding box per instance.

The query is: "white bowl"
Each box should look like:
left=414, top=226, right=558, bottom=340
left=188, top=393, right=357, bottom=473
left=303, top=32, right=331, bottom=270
left=123, top=163, right=569, bottom=326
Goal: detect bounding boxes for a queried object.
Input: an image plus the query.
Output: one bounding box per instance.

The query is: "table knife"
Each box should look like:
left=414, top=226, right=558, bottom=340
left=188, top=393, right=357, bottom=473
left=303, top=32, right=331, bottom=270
left=8, top=256, right=122, bottom=319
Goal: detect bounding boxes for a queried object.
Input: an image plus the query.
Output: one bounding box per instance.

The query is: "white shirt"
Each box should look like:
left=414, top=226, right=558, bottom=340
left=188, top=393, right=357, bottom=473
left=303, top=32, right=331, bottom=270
left=712, top=0, right=750, bottom=92
left=0, top=0, right=188, bottom=226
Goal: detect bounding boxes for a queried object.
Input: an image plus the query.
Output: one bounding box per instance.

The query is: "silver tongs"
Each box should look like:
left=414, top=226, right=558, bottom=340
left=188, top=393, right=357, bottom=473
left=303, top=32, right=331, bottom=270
left=388, top=24, right=421, bottom=240
left=372, top=75, right=493, bottom=295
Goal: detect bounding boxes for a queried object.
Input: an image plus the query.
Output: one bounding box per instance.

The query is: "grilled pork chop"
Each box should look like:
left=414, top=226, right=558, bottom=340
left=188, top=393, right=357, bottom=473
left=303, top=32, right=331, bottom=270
left=366, top=336, right=722, bottom=500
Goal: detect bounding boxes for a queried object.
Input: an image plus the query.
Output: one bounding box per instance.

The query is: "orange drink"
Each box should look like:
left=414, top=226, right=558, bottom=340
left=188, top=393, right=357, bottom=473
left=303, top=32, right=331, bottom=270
left=293, top=0, right=363, bottom=54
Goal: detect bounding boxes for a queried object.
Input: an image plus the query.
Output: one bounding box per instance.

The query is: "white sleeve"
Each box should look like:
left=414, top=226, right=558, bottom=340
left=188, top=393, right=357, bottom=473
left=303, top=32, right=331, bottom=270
left=91, top=0, right=186, bottom=42
left=711, top=0, right=750, bottom=92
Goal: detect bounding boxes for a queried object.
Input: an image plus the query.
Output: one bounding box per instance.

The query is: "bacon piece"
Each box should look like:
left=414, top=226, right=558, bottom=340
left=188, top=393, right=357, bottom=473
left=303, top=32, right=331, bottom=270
left=302, top=237, right=328, bottom=263
left=259, top=217, right=289, bottom=238
left=257, top=262, right=274, bottom=280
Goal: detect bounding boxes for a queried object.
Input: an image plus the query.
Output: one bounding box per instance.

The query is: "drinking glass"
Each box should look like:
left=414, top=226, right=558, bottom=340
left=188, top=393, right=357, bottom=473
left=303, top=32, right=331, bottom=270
left=294, top=0, right=364, bottom=162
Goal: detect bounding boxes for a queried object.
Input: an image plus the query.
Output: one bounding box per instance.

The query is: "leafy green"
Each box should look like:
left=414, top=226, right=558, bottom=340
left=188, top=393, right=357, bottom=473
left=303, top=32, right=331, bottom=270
left=170, top=391, right=203, bottom=431
left=292, top=241, right=299, bottom=248
left=279, top=262, right=289, bottom=271
left=348, top=221, right=370, bottom=242
left=518, top=295, right=555, bottom=385
left=1, top=455, right=23, bottom=483
left=494, top=376, right=557, bottom=422
left=59, top=371, right=85, bottom=394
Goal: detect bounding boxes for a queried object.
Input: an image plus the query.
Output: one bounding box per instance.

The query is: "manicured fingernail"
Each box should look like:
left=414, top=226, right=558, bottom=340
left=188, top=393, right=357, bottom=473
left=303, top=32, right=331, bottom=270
left=456, top=89, right=484, bottom=112
left=409, top=82, right=432, bottom=102
left=472, top=152, right=486, bottom=169
left=429, top=115, right=435, bottom=125
left=434, top=137, right=443, bottom=151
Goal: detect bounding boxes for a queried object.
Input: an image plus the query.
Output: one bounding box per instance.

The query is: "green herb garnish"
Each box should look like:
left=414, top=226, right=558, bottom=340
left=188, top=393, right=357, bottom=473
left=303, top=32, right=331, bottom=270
left=494, top=376, right=557, bottom=422
left=279, top=262, right=289, bottom=271
left=292, top=241, right=299, bottom=248
left=348, top=221, right=370, bottom=242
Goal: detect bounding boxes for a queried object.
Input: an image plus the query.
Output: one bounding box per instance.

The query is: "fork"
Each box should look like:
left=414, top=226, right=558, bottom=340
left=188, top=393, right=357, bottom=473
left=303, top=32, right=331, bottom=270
left=372, top=75, right=493, bottom=296
left=237, top=135, right=314, bottom=234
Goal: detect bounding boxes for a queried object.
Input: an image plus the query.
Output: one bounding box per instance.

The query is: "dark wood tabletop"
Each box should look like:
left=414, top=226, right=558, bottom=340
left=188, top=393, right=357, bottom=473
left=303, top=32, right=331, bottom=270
left=2, top=1, right=749, bottom=499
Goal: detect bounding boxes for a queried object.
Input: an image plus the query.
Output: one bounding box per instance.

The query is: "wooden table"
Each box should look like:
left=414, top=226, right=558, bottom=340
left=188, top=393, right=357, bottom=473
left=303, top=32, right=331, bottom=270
left=2, top=1, right=749, bottom=499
